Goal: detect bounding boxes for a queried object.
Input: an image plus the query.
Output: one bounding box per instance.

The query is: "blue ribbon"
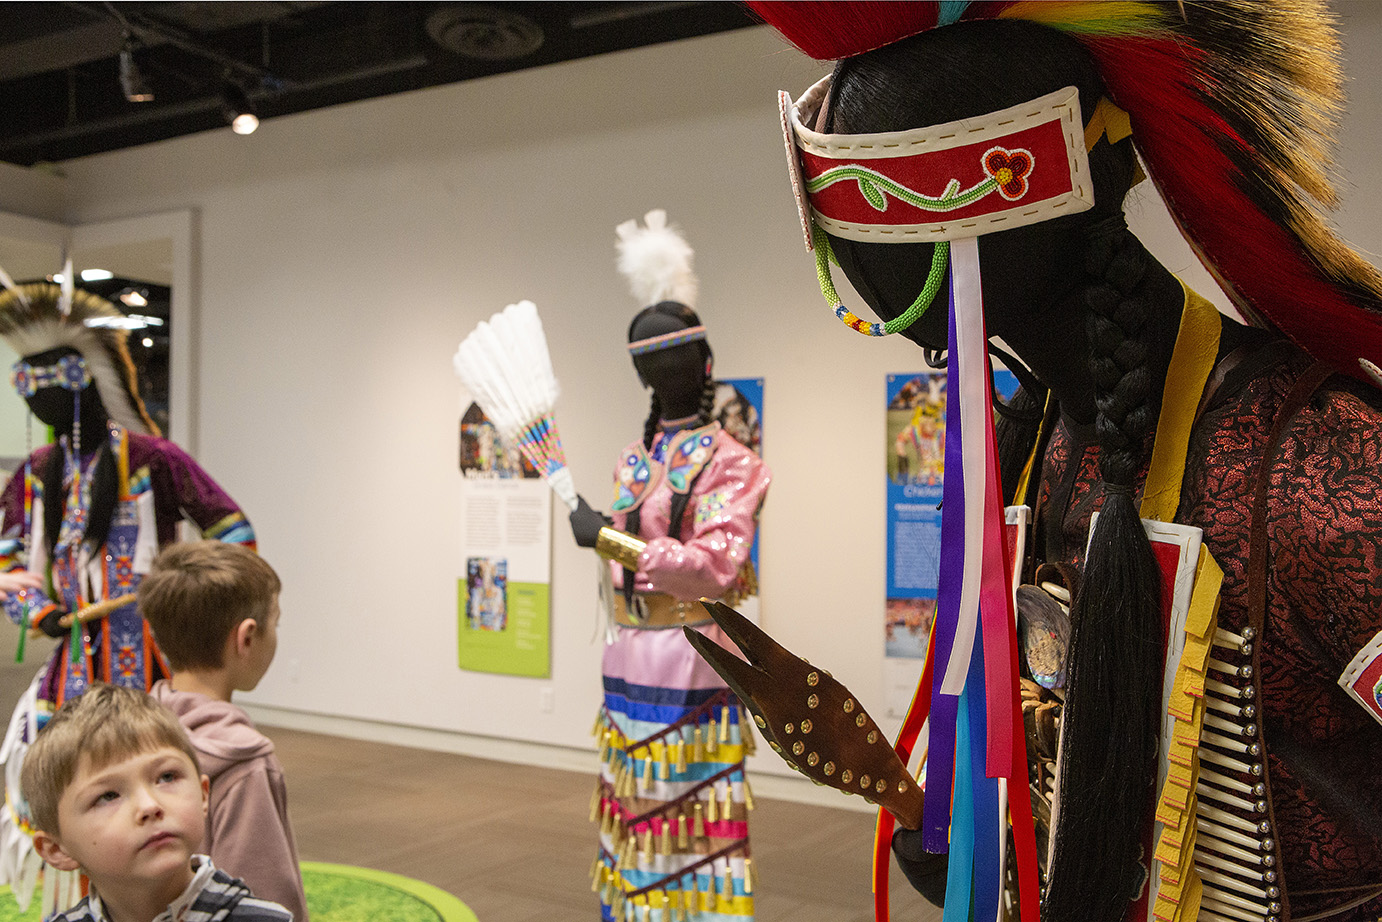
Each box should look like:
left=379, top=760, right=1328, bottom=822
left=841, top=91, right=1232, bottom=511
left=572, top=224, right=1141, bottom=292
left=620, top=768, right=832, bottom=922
left=969, top=629, right=1001, bottom=922
left=942, top=628, right=1003, bottom=922
left=943, top=681, right=976, bottom=922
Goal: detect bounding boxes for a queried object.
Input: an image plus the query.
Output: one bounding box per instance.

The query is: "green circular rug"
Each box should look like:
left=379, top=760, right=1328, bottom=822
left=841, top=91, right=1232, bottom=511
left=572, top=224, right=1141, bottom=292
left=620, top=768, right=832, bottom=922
left=0, top=862, right=478, bottom=922
left=300, top=862, right=477, bottom=922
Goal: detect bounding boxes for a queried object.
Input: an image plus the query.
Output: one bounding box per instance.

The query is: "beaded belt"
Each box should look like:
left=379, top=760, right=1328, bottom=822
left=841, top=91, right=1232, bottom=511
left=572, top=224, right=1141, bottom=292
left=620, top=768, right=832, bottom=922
left=614, top=593, right=712, bottom=629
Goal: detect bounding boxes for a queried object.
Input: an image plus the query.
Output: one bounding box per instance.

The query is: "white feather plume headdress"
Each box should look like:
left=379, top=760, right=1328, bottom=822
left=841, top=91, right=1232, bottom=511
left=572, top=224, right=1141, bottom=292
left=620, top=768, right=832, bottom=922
left=614, top=209, right=698, bottom=308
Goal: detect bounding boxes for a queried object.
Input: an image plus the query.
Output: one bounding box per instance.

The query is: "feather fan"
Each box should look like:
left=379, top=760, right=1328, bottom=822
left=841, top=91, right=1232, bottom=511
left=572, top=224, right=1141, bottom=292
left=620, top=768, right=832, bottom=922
left=452, top=300, right=578, bottom=510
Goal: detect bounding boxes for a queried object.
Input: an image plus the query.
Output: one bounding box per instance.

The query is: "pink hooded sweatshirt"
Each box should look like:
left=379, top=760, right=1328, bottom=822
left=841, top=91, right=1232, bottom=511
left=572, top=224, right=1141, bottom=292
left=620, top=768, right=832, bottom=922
left=150, top=681, right=308, bottom=922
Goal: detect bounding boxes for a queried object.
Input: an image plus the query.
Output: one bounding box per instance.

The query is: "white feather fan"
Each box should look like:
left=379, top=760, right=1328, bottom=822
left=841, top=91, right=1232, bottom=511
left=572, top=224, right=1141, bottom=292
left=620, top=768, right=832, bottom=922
left=452, top=300, right=577, bottom=510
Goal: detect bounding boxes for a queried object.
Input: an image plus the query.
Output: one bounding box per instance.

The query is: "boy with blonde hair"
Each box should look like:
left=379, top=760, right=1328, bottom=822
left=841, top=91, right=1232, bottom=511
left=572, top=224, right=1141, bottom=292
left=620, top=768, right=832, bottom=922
left=24, top=684, right=292, bottom=922
left=137, top=542, right=306, bottom=921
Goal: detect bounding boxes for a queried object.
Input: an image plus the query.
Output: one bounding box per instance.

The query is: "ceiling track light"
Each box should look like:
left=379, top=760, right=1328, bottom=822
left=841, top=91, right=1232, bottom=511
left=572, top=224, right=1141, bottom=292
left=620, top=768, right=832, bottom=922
left=220, top=79, right=259, bottom=135
left=118, top=35, right=154, bottom=103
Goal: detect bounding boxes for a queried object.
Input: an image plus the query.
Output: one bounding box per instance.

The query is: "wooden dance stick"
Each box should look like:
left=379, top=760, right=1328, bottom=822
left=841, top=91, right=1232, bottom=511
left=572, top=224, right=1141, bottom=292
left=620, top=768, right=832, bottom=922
left=27, top=593, right=137, bottom=638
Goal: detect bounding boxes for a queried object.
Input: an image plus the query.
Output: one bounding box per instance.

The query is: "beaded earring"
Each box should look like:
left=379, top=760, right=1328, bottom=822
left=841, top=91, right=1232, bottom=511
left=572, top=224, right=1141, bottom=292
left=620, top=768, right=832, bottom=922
left=67, top=385, right=82, bottom=663
left=14, top=411, right=32, bottom=664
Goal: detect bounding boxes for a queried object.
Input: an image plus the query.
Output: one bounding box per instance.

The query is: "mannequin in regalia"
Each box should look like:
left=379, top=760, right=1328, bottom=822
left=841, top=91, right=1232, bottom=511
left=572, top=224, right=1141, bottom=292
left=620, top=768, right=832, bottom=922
left=0, top=282, right=255, bottom=909
left=569, top=213, right=771, bottom=921
left=731, top=5, right=1382, bottom=922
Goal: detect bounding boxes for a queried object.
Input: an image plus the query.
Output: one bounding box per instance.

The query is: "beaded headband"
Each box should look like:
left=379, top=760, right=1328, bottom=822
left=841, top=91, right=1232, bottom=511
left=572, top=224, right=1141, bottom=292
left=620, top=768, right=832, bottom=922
left=783, top=77, right=1098, bottom=250
left=782, top=76, right=1131, bottom=337
left=627, top=325, right=707, bottom=356
left=11, top=354, right=91, bottom=398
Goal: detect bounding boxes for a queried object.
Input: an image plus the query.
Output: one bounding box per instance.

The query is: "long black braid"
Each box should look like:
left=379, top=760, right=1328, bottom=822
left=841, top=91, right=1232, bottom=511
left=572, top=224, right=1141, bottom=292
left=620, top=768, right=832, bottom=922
left=696, top=373, right=716, bottom=426
left=640, top=392, right=663, bottom=452
left=624, top=392, right=662, bottom=548
left=1044, top=217, right=1166, bottom=922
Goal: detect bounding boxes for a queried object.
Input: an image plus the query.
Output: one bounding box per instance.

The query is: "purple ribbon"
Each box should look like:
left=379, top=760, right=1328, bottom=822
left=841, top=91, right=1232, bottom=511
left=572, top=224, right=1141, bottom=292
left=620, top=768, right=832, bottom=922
left=922, top=280, right=968, bottom=852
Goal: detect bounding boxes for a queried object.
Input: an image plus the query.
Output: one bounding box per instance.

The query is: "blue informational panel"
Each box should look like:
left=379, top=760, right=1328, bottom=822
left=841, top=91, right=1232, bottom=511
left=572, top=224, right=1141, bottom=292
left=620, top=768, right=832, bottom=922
left=885, top=369, right=1018, bottom=658
left=715, top=377, right=765, bottom=596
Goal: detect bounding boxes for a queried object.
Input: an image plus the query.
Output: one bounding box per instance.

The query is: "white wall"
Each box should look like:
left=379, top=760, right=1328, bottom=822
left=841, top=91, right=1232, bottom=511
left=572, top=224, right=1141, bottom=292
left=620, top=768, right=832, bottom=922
left=9, top=9, right=1382, bottom=786
left=0, top=162, right=65, bottom=223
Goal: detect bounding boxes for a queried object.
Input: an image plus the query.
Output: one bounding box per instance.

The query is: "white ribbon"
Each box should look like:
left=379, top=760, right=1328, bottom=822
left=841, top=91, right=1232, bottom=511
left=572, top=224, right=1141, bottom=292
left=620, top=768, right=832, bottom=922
left=940, top=236, right=989, bottom=694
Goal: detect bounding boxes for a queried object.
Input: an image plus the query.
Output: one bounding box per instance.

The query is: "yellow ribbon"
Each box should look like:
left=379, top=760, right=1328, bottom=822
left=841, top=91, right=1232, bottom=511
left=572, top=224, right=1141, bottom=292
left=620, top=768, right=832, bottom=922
left=1140, top=285, right=1222, bottom=523
left=1084, top=97, right=1134, bottom=151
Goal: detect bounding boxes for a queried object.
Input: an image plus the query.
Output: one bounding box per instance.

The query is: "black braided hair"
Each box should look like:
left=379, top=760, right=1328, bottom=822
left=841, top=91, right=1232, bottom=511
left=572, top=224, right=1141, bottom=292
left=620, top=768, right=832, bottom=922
left=1044, top=218, right=1166, bottom=918
left=641, top=392, right=663, bottom=452
left=85, top=442, right=117, bottom=553
left=697, top=375, right=716, bottom=427
left=40, top=441, right=62, bottom=558
left=630, top=389, right=666, bottom=547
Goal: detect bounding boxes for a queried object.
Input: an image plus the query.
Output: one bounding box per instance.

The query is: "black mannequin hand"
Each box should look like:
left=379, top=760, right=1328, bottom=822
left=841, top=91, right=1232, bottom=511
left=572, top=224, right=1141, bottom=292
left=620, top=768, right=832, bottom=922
left=892, top=827, right=949, bottom=907
left=570, top=495, right=612, bottom=548
left=37, top=609, right=68, bottom=638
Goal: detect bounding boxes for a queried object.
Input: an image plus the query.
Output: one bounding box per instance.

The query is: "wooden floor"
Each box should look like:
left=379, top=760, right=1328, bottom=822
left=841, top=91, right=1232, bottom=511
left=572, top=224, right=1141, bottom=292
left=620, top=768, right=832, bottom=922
left=0, top=622, right=940, bottom=922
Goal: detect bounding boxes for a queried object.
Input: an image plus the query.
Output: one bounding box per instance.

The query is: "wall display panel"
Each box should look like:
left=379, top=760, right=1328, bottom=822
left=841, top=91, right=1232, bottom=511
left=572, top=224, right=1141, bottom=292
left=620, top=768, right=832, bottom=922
left=456, top=401, right=552, bottom=678
left=712, top=377, right=764, bottom=623
left=883, top=369, right=1017, bottom=717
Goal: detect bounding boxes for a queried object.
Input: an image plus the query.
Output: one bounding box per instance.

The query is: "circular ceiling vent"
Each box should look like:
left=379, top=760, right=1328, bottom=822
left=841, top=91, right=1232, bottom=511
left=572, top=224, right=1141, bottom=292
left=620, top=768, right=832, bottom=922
left=426, top=4, right=545, bottom=61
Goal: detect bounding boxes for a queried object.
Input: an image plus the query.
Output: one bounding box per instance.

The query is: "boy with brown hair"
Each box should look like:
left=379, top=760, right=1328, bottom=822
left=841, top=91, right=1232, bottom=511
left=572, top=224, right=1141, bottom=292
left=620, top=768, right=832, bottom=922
left=137, top=542, right=307, bottom=922
left=24, top=683, right=293, bottom=922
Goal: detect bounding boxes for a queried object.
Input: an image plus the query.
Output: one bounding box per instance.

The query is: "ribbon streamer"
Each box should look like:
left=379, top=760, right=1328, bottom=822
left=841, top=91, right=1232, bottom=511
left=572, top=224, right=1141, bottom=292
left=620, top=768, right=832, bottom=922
left=943, top=683, right=976, bottom=922
left=922, top=289, right=968, bottom=850
left=891, top=236, right=1040, bottom=921
left=967, top=631, right=1001, bottom=922
left=938, top=236, right=989, bottom=695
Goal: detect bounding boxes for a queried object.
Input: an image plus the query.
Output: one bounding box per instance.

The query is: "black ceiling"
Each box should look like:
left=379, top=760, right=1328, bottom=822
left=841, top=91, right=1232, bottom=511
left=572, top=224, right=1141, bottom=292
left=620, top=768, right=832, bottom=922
left=0, top=2, right=760, bottom=167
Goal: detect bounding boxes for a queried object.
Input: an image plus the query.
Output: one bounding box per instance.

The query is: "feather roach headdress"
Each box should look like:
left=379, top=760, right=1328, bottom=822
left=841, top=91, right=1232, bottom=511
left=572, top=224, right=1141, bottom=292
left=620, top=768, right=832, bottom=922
left=0, top=282, right=158, bottom=436
left=615, top=208, right=698, bottom=310
left=749, top=0, right=1382, bottom=379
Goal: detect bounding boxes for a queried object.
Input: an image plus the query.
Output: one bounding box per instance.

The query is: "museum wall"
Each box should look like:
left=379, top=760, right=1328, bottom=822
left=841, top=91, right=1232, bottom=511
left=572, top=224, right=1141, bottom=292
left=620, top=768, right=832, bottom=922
left=10, top=9, right=1380, bottom=785
left=0, top=161, right=65, bottom=223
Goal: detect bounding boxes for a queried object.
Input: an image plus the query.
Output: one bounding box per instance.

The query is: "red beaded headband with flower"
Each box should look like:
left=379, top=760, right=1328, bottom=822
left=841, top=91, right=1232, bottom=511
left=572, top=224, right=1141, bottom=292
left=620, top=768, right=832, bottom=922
left=782, top=76, right=1128, bottom=338
left=783, top=76, right=1096, bottom=251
